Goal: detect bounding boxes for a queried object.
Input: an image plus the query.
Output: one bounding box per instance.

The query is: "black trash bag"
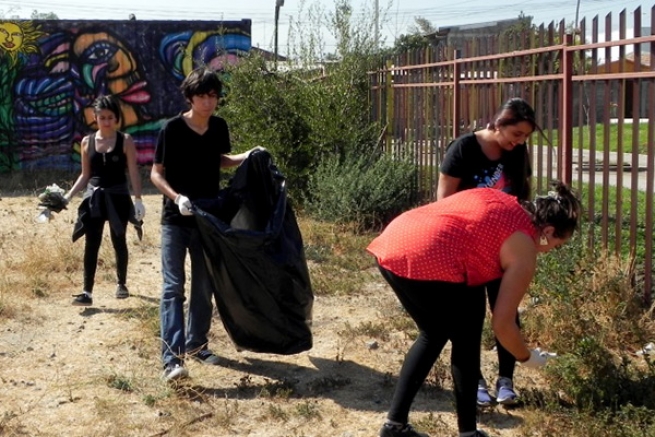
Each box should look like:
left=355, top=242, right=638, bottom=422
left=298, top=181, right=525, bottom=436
left=193, top=150, right=314, bottom=355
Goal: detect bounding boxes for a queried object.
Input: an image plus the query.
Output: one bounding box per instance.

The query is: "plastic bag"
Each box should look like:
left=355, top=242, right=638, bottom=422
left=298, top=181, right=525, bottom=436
left=35, top=183, right=68, bottom=223
left=194, top=150, right=313, bottom=355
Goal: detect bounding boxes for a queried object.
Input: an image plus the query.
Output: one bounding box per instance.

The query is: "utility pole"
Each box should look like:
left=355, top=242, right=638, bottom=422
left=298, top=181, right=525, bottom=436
left=374, top=0, right=379, bottom=49
left=274, top=0, right=284, bottom=70
left=574, top=0, right=581, bottom=31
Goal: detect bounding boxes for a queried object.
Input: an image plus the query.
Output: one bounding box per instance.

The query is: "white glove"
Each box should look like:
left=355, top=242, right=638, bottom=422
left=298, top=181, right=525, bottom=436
left=64, top=192, right=72, bottom=204
left=520, top=348, right=553, bottom=369
left=134, top=198, right=146, bottom=221
left=174, top=194, right=193, bottom=216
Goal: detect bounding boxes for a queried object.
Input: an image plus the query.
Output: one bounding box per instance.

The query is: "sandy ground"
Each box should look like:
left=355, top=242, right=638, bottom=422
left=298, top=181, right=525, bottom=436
left=0, top=193, right=537, bottom=437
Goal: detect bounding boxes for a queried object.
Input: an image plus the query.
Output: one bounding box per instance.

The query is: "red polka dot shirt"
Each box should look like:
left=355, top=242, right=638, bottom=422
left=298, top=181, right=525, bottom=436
left=367, top=188, right=538, bottom=286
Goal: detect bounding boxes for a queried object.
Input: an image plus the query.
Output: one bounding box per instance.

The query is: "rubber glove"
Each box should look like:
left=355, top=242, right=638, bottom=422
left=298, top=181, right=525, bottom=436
left=174, top=194, right=193, bottom=216
left=134, top=198, right=146, bottom=221
left=520, top=349, right=551, bottom=369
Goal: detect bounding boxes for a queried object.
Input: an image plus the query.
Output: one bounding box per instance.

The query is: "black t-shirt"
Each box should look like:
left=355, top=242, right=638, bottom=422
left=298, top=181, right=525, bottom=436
left=154, top=114, right=231, bottom=226
left=440, top=132, right=531, bottom=200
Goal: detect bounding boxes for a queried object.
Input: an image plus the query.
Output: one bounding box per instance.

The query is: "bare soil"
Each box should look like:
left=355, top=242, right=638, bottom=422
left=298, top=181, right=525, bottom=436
left=0, top=194, right=538, bottom=437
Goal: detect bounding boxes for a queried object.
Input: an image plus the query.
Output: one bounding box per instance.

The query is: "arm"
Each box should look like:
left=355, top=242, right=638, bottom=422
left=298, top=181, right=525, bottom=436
left=123, top=133, right=142, bottom=199
left=65, top=136, right=92, bottom=200
left=220, top=146, right=265, bottom=169
left=436, top=173, right=461, bottom=200
left=437, top=136, right=468, bottom=199
left=491, top=231, right=537, bottom=362
left=150, top=163, right=178, bottom=201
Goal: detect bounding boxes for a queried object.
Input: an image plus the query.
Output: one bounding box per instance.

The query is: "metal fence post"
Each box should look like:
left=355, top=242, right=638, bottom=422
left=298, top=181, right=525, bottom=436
left=560, top=33, right=574, bottom=185
left=452, top=51, right=461, bottom=140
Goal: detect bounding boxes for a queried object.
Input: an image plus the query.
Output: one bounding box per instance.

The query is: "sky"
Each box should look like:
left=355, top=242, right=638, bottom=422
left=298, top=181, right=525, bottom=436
left=0, top=0, right=651, bottom=54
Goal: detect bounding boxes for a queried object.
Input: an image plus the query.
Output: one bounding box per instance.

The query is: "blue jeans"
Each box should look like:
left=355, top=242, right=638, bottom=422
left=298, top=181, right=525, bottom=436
left=160, top=224, right=215, bottom=367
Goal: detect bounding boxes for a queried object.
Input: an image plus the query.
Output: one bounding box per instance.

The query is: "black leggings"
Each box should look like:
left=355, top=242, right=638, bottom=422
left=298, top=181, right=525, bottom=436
left=379, top=265, right=486, bottom=433
left=476, top=278, right=520, bottom=381
left=83, top=217, right=128, bottom=292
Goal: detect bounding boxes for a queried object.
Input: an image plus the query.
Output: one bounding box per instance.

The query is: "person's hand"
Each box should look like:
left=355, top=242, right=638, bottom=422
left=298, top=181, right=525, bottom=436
left=520, top=348, right=552, bottom=369
left=63, top=192, right=72, bottom=204
left=134, top=198, right=146, bottom=221
left=174, top=194, right=193, bottom=216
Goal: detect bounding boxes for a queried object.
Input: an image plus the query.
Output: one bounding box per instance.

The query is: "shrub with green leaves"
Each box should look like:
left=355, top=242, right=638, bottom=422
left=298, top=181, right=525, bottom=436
left=523, top=235, right=655, bottom=415
left=305, top=152, right=417, bottom=230
left=219, top=0, right=384, bottom=209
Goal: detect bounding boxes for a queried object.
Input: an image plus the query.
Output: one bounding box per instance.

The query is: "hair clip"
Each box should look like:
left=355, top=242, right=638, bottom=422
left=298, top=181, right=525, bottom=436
left=535, top=191, right=561, bottom=204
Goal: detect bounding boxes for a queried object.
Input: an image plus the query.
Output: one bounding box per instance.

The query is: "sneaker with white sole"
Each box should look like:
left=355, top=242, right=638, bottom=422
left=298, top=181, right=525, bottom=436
left=115, top=284, right=129, bottom=299
left=379, top=423, right=428, bottom=437
left=477, top=378, right=493, bottom=407
left=162, top=363, right=189, bottom=381
left=190, top=349, right=221, bottom=365
left=473, top=430, right=490, bottom=437
left=72, top=292, right=92, bottom=306
left=496, top=377, right=519, bottom=405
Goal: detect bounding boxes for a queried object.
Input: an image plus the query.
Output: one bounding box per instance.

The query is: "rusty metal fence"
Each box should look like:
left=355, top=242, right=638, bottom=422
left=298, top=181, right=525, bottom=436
left=369, top=6, right=655, bottom=300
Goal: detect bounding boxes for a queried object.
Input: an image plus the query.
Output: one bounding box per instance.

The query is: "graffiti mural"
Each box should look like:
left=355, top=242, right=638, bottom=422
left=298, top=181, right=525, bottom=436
left=0, top=19, right=251, bottom=171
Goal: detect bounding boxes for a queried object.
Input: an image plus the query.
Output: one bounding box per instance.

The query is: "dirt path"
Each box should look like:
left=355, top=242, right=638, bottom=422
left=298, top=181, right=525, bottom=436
left=0, top=194, right=534, bottom=437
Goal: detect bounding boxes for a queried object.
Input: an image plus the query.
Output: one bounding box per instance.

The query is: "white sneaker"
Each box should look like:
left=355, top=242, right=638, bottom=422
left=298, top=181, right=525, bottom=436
left=163, top=363, right=189, bottom=380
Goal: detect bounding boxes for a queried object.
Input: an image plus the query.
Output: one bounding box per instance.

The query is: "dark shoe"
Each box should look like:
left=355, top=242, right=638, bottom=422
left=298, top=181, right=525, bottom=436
left=72, top=293, right=92, bottom=306
left=190, top=349, right=221, bottom=365
left=115, top=284, right=129, bottom=299
left=162, top=363, right=189, bottom=381
left=379, top=423, right=429, bottom=437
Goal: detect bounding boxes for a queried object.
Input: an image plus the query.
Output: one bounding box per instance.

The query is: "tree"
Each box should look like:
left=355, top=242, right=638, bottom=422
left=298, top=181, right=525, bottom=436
left=30, top=10, right=59, bottom=20
left=391, top=16, right=437, bottom=55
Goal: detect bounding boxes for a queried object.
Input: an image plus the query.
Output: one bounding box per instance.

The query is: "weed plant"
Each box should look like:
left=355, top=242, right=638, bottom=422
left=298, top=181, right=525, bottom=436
left=518, top=229, right=655, bottom=435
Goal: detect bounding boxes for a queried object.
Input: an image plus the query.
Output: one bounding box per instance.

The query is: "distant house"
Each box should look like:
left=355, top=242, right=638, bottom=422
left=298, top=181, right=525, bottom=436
left=250, top=46, right=288, bottom=62
left=601, top=52, right=651, bottom=73
left=426, top=17, right=531, bottom=56
left=598, top=52, right=651, bottom=119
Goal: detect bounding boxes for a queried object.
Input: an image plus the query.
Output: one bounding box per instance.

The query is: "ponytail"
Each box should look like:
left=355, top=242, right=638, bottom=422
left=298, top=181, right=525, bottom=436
left=522, top=180, right=581, bottom=238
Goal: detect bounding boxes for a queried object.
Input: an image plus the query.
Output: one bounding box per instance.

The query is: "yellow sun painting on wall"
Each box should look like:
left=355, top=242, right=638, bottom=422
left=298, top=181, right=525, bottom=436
left=0, top=21, right=44, bottom=66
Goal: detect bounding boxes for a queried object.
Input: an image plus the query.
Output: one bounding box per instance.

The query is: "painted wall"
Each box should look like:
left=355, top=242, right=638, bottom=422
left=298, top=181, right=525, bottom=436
left=0, top=19, right=251, bottom=171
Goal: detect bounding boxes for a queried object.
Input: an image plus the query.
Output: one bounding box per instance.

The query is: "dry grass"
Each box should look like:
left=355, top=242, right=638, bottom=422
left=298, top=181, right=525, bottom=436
left=1, top=187, right=653, bottom=436
left=0, top=192, right=475, bottom=437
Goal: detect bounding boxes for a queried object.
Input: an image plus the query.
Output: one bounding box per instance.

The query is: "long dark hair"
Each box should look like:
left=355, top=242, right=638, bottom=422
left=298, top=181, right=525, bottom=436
left=521, top=180, right=581, bottom=238
left=488, top=98, right=538, bottom=201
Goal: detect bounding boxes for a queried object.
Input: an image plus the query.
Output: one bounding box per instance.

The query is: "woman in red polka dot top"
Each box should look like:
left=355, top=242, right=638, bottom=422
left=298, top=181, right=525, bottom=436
left=439, top=97, right=537, bottom=408
left=369, top=181, right=581, bottom=437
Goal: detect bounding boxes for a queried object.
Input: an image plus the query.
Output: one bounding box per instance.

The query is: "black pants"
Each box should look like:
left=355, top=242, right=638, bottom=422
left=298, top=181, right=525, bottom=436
left=476, top=278, right=520, bottom=382
left=83, top=217, right=128, bottom=292
left=379, top=265, right=485, bottom=433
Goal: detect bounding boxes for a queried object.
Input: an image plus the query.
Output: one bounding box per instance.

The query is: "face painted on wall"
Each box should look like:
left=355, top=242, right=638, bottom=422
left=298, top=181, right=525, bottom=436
left=0, top=22, right=24, bottom=52
left=72, top=31, right=150, bottom=128
left=0, top=21, right=43, bottom=66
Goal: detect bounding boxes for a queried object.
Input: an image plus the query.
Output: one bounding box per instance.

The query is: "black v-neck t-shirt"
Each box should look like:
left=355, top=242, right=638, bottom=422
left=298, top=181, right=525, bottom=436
left=154, top=114, right=232, bottom=225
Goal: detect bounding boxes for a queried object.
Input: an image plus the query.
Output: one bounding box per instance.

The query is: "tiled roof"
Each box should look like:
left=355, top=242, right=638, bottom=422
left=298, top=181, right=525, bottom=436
left=625, top=51, right=651, bottom=66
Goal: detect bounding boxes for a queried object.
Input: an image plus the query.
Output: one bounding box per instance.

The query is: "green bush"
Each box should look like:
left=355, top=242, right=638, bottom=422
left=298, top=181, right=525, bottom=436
left=305, top=152, right=417, bottom=230
left=219, top=0, right=384, bottom=209
left=221, top=53, right=381, bottom=203
left=522, top=233, right=655, bottom=416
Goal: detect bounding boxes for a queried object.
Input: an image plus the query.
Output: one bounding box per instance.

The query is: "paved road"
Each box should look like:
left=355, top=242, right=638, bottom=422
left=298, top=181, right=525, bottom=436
left=532, top=148, right=653, bottom=191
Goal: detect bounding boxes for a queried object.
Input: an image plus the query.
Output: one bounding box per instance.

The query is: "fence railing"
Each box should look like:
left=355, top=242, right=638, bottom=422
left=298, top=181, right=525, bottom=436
left=368, top=6, right=655, bottom=301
